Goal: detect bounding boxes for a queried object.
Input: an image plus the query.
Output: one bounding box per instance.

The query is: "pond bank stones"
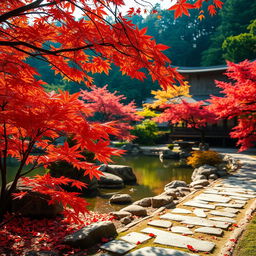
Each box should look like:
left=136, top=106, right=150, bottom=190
left=165, top=180, right=187, bottom=190
left=151, top=195, right=173, bottom=208
left=99, top=164, right=137, bottom=184
left=191, top=165, right=220, bottom=187
left=109, top=194, right=132, bottom=204
left=63, top=221, right=117, bottom=248
left=98, top=172, right=124, bottom=189
left=121, top=205, right=147, bottom=216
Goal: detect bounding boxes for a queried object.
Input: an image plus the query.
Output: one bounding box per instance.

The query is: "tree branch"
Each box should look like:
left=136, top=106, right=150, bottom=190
left=0, top=0, right=44, bottom=23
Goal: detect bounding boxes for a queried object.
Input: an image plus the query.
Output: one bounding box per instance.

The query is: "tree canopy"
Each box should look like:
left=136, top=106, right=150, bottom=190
left=209, top=60, right=256, bottom=151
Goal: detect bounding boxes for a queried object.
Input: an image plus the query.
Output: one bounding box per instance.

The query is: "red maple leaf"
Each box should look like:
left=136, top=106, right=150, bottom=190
left=214, top=0, right=224, bottom=9
left=168, top=0, right=195, bottom=19
left=208, top=5, right=216, bottom=15
left=187, top=244, right=198, bottom=252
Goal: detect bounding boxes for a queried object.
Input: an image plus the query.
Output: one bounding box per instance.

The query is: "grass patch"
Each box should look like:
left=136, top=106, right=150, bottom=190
left=234, top=213, right=256, bottom=256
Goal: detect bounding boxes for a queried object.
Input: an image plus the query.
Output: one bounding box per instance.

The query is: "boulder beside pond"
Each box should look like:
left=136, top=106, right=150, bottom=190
left=110, top=211, right=132, bottom=220
left=151, top=195, right=173, bottom=208
left=109, top=194, right=132, bottom=204
left=98, top=172, right=124, bottom=189
left=133, top=197, right=152, bottom=207
left=99, top=164, right=137, bottom=184
left=8, top=182, right=63, bottom=218
left=121, top=205, right=147, bottom=216
left=164, top=180, right=187, bottom=190
left=190, top=179, right=210, bottom=187
left=63, top=221, right=117, bottom=248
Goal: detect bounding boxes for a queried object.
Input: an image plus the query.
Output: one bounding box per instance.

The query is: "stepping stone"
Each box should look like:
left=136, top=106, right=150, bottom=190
left=183, top=201, right=215, bottom=209
left=141, top=227, right=215, bottom=252
left=171, top=226, right=193, bottom=235
left=195, top=194, right=231, bottom=203
left=171, top=208, right=192, bottom=214
left=160, top=213, right=230, bottom=229
left=215, top=203, right=244, bottom=209
left=181, top=217, right=230, bottom=229
left=219, top=192, right=255, bottom=198
left=195, top=227, right=223, bottom=236
left=193, top=209, right=207, bottom=218
left=235, top=200, right=247, bottom=204
left=100, top=240, right=136, bottom=254
left=204, top=189, right=219, bottom=194
left=209, top=217, right=236, bottom=223
left=148, top=220, right=172, bottom=228
left=160, top=213, right=186, bottom=222
left=125, top=246, right=199, bottom=256
left=230, top=196, right=249, bottom=201
left=120, top=232, right=151, bottom=244
left=223, top=208, right=240, bottom=214
left=209, top=210, right=236, bottom=218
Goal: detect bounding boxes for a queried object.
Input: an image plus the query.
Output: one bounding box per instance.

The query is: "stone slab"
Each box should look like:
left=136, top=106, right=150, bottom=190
left=223, top=208, right=240, bottom=214
left=181, top=218, right=230, bottom=229
left=141, top=227, right=215, bottom=252
left=120, top=232, right=151, bottom=244
left=230, top=196, right=249, bottom=201
left=171, top=226, right=193, bottom=235
left=195, top=194, right=231, bottom=203
left=148, top=220, right=172, bottom=228
left=160, top=213, right=186, bottom=222
left=218, top=192, right=255, bottom=198
left=193, top=209, right=207, bottom=218
left=204, top=189, right=220, bottom=194
left=171, top=208, right=192, bottom=214
left=209, top=210, right=236, bottom=218
left=209, top=217, right=236, bottom=223
left=100, top=240, right=136, bottom=254
left=125, top=246, right=199, bottom=256
left=235, top=200, right=247, bottom=204
left=183, top=201, right=215, bottom=209
left=211, top=187, right=253, bottom=193
left=194, top=227, right=223, bottom=236
left=215, top=203, right=244, bottom=209
left=160, top=213, right=230, bottom=229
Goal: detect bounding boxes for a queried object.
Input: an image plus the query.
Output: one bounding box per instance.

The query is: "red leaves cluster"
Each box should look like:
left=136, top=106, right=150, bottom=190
left=187, top=244, right=198, bottom=252
left=0, top=1, right=184, bottom=90
left=0, top=56, right=123, bottom=220
left=209, top=60, right=256, bottom=151
left=0, top=213, right=114, bottom=256
left=81, top=85, right=141, bottom=141
left=169, top=0, right=223, bottom=18
left=154, top=100, right=217, bottom=130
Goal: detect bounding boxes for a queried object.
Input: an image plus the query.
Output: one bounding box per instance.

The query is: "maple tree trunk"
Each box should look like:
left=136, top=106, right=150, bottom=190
left=200, top=130, right=205, bottom=144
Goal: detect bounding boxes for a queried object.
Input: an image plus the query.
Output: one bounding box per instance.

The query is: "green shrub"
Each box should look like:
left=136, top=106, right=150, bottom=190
left=167, top=143, right=174, bottom=150
left=112, top=141, right=129, bottom=148
left=187, top=150, right=223, bottom=168
left=131, top=120, right=159, bottom=145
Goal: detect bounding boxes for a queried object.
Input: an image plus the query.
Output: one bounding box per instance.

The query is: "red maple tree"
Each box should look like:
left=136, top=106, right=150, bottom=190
left=81, top=85, right=141, bottom=141
left=209, top=60, right=256, bottom=151
left=0, top=0, right=223, bottom=221
left=154, top=100, right=217, bottom=143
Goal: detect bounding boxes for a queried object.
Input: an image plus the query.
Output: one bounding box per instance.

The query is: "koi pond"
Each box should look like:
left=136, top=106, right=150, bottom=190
left=6, top=155, right=193, bottom=214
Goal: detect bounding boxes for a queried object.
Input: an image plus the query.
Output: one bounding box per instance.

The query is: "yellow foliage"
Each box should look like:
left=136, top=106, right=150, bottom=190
left=145, top=82, right=191, bottom=109
left=187, top=150, right=223, bottom=168
left=137, top=108, right=159, bottom=118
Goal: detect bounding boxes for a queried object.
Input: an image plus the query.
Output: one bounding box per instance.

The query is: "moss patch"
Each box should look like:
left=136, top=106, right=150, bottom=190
left=234, top=213, right=256, bottom=256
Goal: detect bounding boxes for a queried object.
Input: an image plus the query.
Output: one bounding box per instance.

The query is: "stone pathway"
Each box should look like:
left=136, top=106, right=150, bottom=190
left=99, top=153, right=256, bottom=256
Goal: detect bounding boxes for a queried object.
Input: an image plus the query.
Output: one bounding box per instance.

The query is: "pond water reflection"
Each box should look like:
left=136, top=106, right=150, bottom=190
left=5, top=155, right=193, bottom=214
left=86, top=155, right=193, bottom=213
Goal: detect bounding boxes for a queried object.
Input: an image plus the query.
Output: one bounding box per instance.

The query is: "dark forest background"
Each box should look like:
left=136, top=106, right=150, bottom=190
left=29, top=0, right=256, bottom=106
